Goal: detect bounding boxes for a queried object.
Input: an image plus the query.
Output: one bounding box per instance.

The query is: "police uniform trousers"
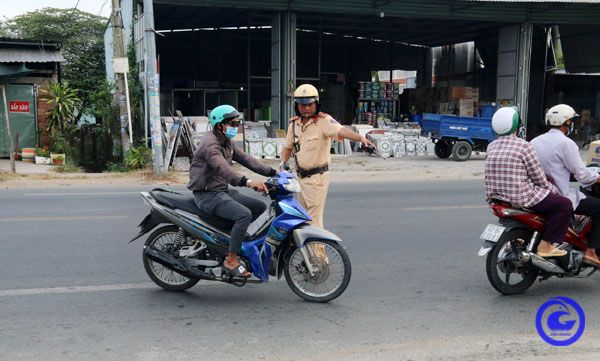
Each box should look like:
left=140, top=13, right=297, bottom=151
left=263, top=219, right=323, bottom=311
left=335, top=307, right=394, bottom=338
left=298, top=171, right=330, bottom=260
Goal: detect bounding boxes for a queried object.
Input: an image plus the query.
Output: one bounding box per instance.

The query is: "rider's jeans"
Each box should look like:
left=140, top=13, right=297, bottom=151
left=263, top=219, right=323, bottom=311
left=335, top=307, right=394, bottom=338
left=575, top=196, right=600, bottom=249
left=193, top=188, right=266, bottom=254
left=530, top=192, right=573, bottom=245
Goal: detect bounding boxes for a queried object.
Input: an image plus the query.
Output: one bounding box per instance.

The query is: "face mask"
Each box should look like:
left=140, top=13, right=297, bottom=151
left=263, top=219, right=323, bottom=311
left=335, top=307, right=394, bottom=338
left=225, top=126, right=238, bottom=139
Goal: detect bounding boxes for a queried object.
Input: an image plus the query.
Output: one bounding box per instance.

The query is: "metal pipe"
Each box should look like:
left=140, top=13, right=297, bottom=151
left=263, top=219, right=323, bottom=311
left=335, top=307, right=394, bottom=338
left=245, top=16, right=251, bottom=151
left=526, top=231, right=539, bottom=252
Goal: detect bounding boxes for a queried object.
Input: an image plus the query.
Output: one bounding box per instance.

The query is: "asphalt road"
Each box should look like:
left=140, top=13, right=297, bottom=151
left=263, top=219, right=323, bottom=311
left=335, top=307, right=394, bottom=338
left=1, top=181, right=600, bottom=361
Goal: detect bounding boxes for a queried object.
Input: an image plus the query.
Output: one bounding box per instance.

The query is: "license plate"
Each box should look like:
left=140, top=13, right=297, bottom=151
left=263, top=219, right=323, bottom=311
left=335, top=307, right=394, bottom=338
left=480, top=224, right=505, bottom=242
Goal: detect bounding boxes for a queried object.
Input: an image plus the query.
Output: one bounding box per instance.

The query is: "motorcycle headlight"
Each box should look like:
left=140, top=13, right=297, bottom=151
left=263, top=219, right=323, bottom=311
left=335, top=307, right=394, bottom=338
left=283, top=178, right=302, bottom=193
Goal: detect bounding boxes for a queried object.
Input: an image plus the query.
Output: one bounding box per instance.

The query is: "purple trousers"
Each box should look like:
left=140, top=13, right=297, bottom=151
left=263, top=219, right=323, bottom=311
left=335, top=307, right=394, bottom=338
left=529, top=192, right=573, bottom=244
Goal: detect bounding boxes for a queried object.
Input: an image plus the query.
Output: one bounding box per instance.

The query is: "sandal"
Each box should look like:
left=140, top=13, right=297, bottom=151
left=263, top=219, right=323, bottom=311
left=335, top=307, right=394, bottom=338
left=583, top=255, right=600, bottom=268
left=537, top=248, right=567, bottom=257
left=222, top=263, right=251, bottom=278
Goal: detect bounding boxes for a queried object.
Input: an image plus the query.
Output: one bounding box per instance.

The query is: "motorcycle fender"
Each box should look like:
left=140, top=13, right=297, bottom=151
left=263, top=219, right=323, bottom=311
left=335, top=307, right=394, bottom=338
left=292, top=225, right=343, bottom=248
left=129, top=211, right=163, bottom=243
left=478, top=241, right=497, bottom=257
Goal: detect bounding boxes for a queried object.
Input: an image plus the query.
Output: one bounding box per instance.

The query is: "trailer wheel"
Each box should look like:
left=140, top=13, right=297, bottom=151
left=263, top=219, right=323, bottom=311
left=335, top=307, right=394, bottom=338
left=434, top=141, right=452, bottom=159
left=452, top=141, right=472, bottom=161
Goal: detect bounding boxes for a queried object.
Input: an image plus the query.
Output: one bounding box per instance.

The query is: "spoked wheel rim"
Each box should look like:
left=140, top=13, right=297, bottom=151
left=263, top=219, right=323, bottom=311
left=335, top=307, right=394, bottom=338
left=288, top=241, right=346, bottom=298
left=147, top=232, right=191, bottom=286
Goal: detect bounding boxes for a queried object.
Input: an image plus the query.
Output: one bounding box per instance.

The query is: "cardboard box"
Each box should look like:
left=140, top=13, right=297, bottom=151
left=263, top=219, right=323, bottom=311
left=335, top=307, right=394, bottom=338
left=451, top=87, right=466, bottom=100
left=459, top=99, right=477, bottom=116
left=587, top=140, right=600, bottom=165
left=582, top=109, right=592, bottom=122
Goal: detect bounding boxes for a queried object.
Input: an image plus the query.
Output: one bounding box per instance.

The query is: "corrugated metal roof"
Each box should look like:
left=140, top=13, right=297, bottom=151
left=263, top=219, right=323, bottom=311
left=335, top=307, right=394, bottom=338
left=0, top=48, right=64, bottom=63
left=155, top=0, right=600, bottom=24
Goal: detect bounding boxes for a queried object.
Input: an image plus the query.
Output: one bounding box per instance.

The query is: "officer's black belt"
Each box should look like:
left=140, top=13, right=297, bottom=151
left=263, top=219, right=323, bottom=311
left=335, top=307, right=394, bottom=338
left=297, top=164, right=329, bottom=179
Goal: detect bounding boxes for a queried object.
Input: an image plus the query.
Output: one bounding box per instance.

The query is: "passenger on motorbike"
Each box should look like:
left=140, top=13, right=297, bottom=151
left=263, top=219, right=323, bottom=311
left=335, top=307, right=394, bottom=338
left=187, top=104, right=277, bottom=278
left=485, top=107, right=571, bottom=258
left=531, top=104, right=600, bottom=267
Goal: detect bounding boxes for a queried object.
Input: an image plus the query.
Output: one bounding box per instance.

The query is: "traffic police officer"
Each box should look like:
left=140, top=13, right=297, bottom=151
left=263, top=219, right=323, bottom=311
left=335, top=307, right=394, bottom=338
left=280, top=84, right=374, bottom=248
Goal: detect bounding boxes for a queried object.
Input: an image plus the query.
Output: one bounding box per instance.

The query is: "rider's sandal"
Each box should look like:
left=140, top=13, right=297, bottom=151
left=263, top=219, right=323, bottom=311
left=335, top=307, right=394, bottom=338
left=537, top=248, right=567, bottom=257
left=583, top=255, right=600, bottom=268
left=222, top=264, right=251, bottom=278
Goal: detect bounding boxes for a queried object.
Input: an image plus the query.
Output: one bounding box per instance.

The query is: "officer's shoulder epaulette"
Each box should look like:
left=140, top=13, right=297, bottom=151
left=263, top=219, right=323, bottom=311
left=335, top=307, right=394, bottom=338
left=317, top=112, right=329, bottom=119
left=289, top=116, right=300, bottom=122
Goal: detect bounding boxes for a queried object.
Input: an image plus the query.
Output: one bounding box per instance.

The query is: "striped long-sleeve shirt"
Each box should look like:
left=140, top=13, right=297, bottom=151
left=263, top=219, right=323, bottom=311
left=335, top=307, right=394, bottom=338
left=485, top=135, right=556, bottom=208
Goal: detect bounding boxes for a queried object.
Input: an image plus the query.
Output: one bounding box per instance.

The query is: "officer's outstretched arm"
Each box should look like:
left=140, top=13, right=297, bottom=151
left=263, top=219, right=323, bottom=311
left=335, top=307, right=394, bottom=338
left=338, top=128, right=374, bottom=148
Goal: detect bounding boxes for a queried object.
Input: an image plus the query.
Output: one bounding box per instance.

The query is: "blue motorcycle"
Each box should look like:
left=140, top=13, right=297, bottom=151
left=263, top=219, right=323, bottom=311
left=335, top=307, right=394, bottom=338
left=130, top=171, right=351, bottom=302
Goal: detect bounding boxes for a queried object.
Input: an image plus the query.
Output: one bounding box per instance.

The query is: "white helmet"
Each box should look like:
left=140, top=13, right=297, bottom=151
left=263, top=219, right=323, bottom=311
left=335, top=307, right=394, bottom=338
left=545, top=104, right=578, bottom=126
left=492, top=106, right=520, bottom=136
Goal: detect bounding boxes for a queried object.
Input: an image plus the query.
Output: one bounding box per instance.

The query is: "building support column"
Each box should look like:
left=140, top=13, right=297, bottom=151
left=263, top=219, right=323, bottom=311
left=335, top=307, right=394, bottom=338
left=496, top=24, right=533, bottom=136
left=271, top=11, right=296, bottom=130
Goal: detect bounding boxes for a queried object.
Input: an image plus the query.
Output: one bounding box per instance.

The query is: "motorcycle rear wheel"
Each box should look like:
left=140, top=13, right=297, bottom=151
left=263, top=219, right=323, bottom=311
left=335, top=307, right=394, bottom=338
left=486, top=228, right=537, bottom=295
left=284, top=239, right=351, bottom=303
left=143, top=225, right=200, bottom=291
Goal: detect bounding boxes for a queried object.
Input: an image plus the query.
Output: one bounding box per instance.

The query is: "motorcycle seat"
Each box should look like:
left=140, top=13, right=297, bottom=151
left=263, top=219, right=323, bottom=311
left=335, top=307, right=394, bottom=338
left=489, top=198, right=534, bottom=213
left=150, top=189, right=234, bottom=233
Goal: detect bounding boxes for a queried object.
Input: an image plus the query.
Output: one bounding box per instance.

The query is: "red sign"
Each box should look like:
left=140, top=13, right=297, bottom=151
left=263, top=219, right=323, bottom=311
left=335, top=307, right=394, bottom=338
left=9, top=101, right=30, bottom=113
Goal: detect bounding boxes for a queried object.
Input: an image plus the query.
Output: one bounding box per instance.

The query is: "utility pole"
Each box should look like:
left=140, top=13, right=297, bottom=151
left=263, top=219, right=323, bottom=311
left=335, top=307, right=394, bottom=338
left=143, top=0, right=164, bottom=175
left=111, top=0, right=131, bottom=154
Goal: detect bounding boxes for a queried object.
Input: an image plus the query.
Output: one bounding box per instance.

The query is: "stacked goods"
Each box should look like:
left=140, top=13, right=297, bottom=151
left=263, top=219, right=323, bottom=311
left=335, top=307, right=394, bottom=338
left=366, top=130, right=431, bottom=158
left=356, top=81, right=402, bottom=124
left=452, top=87, right=479, bottom=117
left=245, top=138, right=289, bottom=159
left=406, top=86, right=479, bottom=116
left=21, top=148, right=35, bottom=163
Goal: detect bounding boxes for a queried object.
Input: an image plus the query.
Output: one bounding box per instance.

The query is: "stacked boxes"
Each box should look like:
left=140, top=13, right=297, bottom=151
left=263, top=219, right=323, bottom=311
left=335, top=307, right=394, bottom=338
left=367, top=131, right=431, bottom=158
left=406, top=86, right=479, bottom=115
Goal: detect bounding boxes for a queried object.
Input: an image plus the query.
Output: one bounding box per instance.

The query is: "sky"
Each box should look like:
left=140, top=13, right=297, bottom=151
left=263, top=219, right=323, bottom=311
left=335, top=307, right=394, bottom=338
left=0, top=0, right=111, bottom=20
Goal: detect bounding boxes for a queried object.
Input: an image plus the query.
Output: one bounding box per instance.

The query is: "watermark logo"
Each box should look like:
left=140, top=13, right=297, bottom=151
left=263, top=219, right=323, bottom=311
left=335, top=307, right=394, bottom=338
left=536, top=296, right=585, bottom=346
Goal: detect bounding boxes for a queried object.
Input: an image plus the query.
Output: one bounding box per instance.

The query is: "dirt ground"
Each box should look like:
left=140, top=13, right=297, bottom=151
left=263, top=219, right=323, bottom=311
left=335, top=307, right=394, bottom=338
left=0, top=153, right=486, bottom=189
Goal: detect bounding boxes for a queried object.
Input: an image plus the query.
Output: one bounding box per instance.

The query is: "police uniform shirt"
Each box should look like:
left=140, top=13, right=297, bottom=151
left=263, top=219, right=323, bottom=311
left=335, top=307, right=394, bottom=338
left=284, top=112, right=343, bottom=170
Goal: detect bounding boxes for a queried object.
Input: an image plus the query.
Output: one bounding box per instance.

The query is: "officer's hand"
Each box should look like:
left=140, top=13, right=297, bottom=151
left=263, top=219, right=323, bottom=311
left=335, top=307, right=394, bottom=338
left=247, top=180, right=268, bottom=194
left=360, top=135, right=375, bottom=148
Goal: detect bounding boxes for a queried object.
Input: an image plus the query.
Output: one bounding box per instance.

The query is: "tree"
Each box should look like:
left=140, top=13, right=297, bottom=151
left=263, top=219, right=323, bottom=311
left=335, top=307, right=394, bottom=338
left=2, top=8, right=107, bottom=118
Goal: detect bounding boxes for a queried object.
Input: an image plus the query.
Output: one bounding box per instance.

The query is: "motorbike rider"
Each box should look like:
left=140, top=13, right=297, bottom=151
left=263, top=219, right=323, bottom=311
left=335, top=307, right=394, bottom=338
left=531, top=104, right=600, bottom=267
left=485, top=106, right=571, bottom=258
left=187, top=104, right=277, bottom=278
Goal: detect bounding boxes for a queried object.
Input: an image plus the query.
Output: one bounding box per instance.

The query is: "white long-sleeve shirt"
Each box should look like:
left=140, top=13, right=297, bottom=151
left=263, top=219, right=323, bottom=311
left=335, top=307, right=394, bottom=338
left=531, top=128, right=598, bottom=209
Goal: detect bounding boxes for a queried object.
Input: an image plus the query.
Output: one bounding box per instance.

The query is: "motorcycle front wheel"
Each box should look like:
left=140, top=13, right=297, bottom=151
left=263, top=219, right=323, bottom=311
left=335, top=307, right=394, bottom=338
left=284, top=239, right=351, bottom=303
left=143, top=225, right=200, bottom=291
left=486, top=228, right=537, bottom=295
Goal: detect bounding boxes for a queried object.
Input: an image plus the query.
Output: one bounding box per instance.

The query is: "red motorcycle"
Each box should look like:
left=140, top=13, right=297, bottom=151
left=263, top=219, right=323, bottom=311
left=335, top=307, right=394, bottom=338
left=479, top=191, right=599, bottom=295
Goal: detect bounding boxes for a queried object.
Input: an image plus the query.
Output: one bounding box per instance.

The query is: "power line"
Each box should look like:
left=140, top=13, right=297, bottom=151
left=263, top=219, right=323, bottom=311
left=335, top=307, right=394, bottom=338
left=68, top=0, right=81, bottom=20
left=97, top=0, right=109, bottom=17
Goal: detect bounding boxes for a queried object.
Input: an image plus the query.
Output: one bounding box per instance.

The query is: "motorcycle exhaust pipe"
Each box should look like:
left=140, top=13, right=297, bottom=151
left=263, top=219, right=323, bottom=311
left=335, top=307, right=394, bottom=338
left=144, top=246, right=216, bottom=280
left=526, top=252, right=565, bottom=274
